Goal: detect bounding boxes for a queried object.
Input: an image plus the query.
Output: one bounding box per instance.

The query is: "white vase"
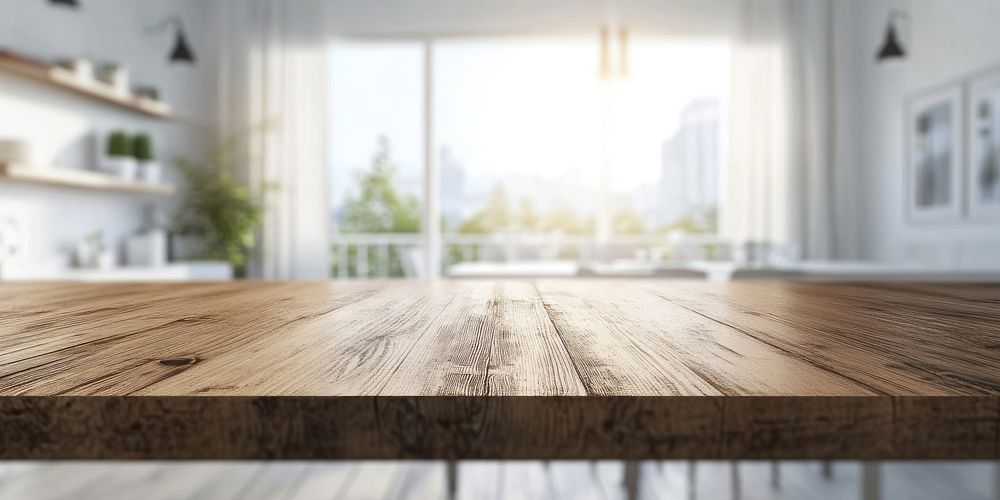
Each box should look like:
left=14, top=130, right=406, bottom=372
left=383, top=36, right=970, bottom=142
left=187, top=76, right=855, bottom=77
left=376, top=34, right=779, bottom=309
left=138, top=161, right=162, bottom=185
left=105, top=156, right=138, bottom=181
left=74, top=241, right=96, bottom=268
left=96, top=250, right=115, bottom=271
left=125, top=230, right=167, bottom=267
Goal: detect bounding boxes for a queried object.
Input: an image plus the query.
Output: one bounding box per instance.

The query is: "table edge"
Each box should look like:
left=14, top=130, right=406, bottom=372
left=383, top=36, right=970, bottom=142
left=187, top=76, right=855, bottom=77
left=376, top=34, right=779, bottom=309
left=1, top=395, right=996, bottom=460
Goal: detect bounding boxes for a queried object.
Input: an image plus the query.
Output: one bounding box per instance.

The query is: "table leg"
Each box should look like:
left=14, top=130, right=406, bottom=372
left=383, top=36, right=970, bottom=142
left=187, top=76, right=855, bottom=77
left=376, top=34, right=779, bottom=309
left=993, top=462, right=999, bottom=500
left=687, top=460, right=697, bottom=500
left=446, top=460, right=458, bottom=500
left=623, top=460, right=640, bottom=500
left=730, top=462, right=741, bottom=500
left=821, top=460, right=834, bottom=480
left=861, top=462, right=881, bottom=500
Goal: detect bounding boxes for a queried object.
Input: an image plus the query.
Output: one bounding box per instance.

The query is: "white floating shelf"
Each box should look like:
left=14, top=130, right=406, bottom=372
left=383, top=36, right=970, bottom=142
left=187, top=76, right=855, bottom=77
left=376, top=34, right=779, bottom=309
left=0, top=163, right=176, bottom=195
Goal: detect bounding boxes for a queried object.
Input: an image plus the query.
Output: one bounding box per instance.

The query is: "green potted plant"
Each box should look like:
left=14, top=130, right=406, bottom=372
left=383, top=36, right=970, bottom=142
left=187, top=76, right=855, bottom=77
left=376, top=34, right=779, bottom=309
left=173, top=145, right=273, bottom=278
left=133, top=133, right=161, bottom=185
left=104, top=130, right=136, bottom=181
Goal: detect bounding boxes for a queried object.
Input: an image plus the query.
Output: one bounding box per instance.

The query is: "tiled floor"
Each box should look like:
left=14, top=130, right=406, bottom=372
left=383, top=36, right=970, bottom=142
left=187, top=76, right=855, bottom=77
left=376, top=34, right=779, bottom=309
left=0, top=461, right=995, bottom=500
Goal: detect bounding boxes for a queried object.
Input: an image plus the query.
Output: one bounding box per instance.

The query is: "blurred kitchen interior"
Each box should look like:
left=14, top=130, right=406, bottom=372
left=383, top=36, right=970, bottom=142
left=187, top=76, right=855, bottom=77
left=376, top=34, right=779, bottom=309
left=0, top=0, right=998, bottom=284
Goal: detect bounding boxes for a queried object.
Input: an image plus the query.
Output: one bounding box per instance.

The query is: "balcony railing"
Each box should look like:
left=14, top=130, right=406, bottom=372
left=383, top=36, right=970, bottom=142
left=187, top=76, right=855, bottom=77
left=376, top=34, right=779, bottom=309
left=330, top=232, right=730, bottom=279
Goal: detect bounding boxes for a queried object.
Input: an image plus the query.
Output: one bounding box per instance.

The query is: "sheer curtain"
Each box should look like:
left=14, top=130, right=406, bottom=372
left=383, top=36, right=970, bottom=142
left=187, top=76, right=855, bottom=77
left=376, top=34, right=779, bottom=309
left=215, top=0, right=330, bottom=279
left=723, top=0, right=835, bottom=261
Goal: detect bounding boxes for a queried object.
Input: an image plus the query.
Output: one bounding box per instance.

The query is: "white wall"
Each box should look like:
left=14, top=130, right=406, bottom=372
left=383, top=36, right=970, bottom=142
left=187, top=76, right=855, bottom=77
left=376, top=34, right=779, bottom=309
left=837, top=0, right=1000, bottom=268
left=0, top=0, right=217, bottom=271
left=318, top=0, right=740, bottom=37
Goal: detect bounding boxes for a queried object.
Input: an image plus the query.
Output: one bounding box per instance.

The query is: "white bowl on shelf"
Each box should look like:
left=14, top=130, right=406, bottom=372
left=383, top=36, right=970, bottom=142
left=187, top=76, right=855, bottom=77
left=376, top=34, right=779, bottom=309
left=0, top=139, right=30, bottom=164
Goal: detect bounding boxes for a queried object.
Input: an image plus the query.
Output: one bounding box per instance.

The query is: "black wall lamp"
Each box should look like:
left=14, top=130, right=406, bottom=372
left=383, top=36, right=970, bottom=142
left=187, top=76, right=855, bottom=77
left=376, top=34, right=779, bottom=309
left=876, top=9, right=909, bottom=63
left=49, top=0, right=79, bottom=7
left=145, top=16, right=196, bottom=65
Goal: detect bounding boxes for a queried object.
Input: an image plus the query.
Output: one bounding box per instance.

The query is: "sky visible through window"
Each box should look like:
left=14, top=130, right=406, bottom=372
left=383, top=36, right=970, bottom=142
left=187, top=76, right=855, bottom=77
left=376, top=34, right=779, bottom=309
left=328, top=37, right=729, bottom=235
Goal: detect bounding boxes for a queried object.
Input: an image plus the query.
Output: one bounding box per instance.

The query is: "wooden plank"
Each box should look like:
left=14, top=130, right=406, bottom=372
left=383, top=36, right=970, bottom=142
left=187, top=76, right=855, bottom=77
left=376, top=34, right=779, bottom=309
left=592, top=461, right=626, bottom=500
left=0, top=282, right=380, bottom=395
left=1, top=395, right=992, bottom=459
left=0, top=462, right=263, bottom=500
left=380, top=281, right=585, bottom=396
left=133, top=281, right=470, bottom=396
left=531, top=281, right=720, bottom=396
left=880, top=461, right=997, bottom=500
left=643, top=281, right=1000, bottom=395
left=546, top=462, right=605, bottom=500
left=856, top=282, right=1000, bottom=304
left=153, top=463, right=262, bottom=500
left=456, top=462, right=503, bottom=500
left=635, top=461, right=691, bottom=500
left=236, top=462, right=309, bottom=500
left=500, top=462, right=555, bottom=500
left=339, top=462, right=406, bottom=499
left=5, top=460, right=998, bottom=500
left=0, top=283, right=255, bottom=361
left=535, top=280, right=872, bottom=396
left=0, top=463, right=123, bottom=500
left=69, top=463, right=167, bottom=500
left=0, top=281, right=997, bottom=460
left=390, top=462, right=446, bottom=500
left=285, top=463, right=356, bottom=500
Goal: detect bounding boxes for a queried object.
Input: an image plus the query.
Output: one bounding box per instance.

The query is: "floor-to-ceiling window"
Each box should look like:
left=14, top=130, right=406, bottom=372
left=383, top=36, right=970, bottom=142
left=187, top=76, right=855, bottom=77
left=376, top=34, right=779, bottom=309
left=328, top=41, right=425, bottom=278
left=328, top=34, right=730, bottom=279
left=433, top=37, right=602, bottom=271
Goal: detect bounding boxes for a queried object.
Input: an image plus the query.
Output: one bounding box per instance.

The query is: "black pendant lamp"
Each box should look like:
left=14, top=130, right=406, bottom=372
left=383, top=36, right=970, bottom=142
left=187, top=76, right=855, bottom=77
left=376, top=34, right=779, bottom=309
left=169, top=27, right=196, bottom=64
left=146, top=16, right=196, bottom=65
left=50, top=0, right=79, bottom=7
left=876, top=10, right=909, bottom=63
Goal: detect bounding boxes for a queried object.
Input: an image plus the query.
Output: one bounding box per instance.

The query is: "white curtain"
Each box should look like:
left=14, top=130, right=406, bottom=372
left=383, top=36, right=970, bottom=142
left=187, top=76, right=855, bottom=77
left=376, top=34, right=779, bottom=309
left=216, top=0, right=330, bottom=279
left=723, top=0, right=835, bottom=260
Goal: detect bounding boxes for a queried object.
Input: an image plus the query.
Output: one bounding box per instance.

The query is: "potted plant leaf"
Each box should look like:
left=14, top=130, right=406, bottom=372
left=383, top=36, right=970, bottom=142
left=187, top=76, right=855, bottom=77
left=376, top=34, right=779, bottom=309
left=104, top=130, right=136, bottom=181
left=133, top=133, right=161, bottom=184
left=172, top=143, right=273, bottom=278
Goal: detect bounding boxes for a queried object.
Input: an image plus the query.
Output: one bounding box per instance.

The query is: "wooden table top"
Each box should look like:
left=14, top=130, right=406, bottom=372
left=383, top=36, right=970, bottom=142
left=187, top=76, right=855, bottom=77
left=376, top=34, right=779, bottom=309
left=1, top=280, right=997, bottom=460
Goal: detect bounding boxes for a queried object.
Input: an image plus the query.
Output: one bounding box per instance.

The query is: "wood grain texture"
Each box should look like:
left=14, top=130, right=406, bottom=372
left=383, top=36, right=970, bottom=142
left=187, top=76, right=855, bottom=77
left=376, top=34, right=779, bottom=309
left=0, top=280, right=998, bottom=460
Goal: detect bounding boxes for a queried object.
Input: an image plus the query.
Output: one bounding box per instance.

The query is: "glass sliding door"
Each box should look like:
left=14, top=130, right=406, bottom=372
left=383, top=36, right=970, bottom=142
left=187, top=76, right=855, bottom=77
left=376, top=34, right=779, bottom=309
left=432, top=38, right=603, bottom=269
left=605, top=37, right=730, bottom=238
left=326, top=34, right=730, bottom=279
left=434, top=36, right=731, bottom=275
